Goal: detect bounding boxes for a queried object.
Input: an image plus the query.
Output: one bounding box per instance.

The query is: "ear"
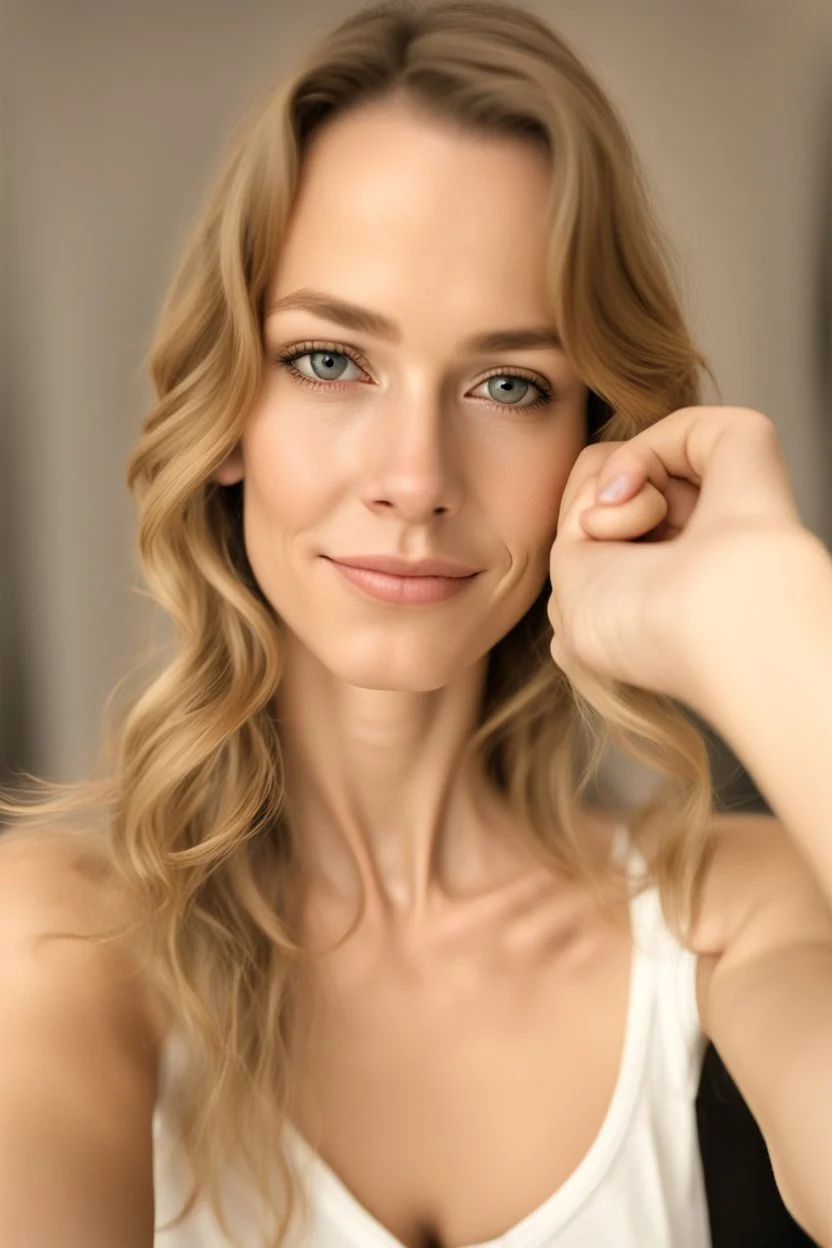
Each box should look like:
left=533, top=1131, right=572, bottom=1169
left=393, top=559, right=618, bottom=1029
left=212, top=444, right=244, bottom=486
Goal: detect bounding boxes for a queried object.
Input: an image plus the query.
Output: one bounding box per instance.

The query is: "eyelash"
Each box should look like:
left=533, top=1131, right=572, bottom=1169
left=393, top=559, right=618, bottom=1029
left=272, top=340, right=554, bottom=411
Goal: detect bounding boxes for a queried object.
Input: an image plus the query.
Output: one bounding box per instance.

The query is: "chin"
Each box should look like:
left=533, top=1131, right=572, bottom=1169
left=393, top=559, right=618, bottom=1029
left=320, top=640, right=469, bottom=693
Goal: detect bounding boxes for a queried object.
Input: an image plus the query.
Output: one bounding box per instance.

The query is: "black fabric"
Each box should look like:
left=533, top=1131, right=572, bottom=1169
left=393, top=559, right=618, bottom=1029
left=696, top=1043, right=819, bottom=1247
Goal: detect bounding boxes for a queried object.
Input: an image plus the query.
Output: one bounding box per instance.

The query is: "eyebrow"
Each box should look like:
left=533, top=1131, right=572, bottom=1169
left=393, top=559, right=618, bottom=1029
left=264, top=288, right=564, bottom=354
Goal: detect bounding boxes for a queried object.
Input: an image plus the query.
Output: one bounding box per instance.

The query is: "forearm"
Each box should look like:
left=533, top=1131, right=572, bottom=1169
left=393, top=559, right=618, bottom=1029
left=685, top=531, right=832, bottom=906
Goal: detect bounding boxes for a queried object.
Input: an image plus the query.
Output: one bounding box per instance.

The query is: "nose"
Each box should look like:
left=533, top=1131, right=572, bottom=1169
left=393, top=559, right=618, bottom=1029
left=360, top=385, right=465, bottom=523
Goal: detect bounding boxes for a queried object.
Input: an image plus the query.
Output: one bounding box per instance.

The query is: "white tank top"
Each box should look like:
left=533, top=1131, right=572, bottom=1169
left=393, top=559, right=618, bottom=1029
left=153, top=826, right=712, bottom=1247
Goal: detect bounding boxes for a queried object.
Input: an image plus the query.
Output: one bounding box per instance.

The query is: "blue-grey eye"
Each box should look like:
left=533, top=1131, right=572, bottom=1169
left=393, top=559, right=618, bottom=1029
left=306, top=350, right=353, bottom=381
left=486, top=375, right=533, bottom=405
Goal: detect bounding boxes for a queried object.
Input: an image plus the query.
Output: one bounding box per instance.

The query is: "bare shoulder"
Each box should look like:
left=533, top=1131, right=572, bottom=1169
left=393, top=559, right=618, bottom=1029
left=0, top=827, right=171, bottom=1051
left=686, top=812, right=832, bottom=954
left=683, top=812, right=832, bottom=1026
left=0, top=828, right=165, bottom=1243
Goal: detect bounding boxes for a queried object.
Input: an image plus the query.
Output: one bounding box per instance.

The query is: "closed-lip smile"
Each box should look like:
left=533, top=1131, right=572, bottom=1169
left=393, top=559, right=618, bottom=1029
left=325, top=554, right=479, bottom=578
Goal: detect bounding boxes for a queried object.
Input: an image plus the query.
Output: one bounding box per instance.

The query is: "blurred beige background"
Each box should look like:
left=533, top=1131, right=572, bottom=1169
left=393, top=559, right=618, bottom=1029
left=1, top=0, right=831, bottom=792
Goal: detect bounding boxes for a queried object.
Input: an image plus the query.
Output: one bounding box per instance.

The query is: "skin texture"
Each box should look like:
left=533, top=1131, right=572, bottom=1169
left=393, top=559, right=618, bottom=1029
left=214, top=94, right=591, bottom=941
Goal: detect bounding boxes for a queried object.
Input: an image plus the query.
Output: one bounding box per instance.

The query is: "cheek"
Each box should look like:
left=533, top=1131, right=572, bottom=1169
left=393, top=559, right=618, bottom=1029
left=241, top=410, right=336, bottom=531
left=490, top=431, right=581, bottom=551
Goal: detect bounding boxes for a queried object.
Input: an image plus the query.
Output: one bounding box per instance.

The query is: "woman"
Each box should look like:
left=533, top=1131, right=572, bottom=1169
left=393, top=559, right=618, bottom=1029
left=1, top=2, right=831, bottom=1246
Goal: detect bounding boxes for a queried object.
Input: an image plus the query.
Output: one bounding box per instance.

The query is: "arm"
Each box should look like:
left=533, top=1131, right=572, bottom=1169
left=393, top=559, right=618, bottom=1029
left=0, top=833, right=158, bottom=1248
left=682, top=531, right=832, bottom=1244
left=694, top=813, right=832, bottom=1246
left=686, top=530, right=832, bottom=906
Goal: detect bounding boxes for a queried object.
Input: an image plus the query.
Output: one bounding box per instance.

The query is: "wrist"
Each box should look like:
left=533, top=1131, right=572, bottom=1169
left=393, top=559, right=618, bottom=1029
left=678, top=528, right=832, bottom=727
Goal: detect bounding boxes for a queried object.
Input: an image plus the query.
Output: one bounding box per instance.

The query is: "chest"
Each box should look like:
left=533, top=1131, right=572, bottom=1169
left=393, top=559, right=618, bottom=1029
left=285, top=879, right=635, bottom=1248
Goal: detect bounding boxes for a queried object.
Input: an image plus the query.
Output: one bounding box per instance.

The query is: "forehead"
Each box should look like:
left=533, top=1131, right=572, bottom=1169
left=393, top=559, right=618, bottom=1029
left=270, top=101, right=555, bottom=320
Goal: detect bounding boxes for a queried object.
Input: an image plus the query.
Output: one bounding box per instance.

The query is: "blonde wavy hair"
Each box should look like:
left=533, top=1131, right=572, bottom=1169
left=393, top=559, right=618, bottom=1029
left=0, top=0, right=723, bottom=1243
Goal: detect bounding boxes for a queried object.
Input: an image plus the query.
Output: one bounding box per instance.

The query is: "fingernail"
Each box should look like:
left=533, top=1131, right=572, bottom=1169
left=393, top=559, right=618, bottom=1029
left=598, top=473, right=632, bottom=503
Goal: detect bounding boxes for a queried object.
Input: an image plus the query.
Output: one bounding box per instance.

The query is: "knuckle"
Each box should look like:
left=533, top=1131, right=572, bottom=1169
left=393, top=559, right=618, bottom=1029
left=754, top=412, right=777, bottom=435
left=735, top=406, right=775, bottom=430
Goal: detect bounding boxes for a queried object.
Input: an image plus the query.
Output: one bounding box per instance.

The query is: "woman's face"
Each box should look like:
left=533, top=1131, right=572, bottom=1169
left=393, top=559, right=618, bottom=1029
left=216, top=96, right=589, bottom=691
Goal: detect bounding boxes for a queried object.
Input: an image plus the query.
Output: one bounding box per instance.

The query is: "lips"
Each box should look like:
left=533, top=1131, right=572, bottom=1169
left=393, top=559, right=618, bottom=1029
left=325, top=554, right=479, bottom=578
left=327, top=558, right=479, bottom=605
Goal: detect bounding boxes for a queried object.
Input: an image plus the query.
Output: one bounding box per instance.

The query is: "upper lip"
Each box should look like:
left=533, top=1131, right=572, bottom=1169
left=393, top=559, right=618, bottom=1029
left=326, top=554, right=480, bottom=578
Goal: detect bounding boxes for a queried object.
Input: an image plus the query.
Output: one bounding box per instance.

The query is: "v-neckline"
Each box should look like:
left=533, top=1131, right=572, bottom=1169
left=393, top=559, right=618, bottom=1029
left=283, top=828, right=658, bottom=1248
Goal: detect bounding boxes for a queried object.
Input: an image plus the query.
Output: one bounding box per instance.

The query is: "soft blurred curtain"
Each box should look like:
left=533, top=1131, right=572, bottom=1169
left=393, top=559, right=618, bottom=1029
left=1, top=0, right=831, bottom=794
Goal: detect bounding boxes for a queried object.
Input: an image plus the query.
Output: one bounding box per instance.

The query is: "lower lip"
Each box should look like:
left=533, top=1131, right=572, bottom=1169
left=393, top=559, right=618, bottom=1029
left=327, top=560, right=479, bottom=604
